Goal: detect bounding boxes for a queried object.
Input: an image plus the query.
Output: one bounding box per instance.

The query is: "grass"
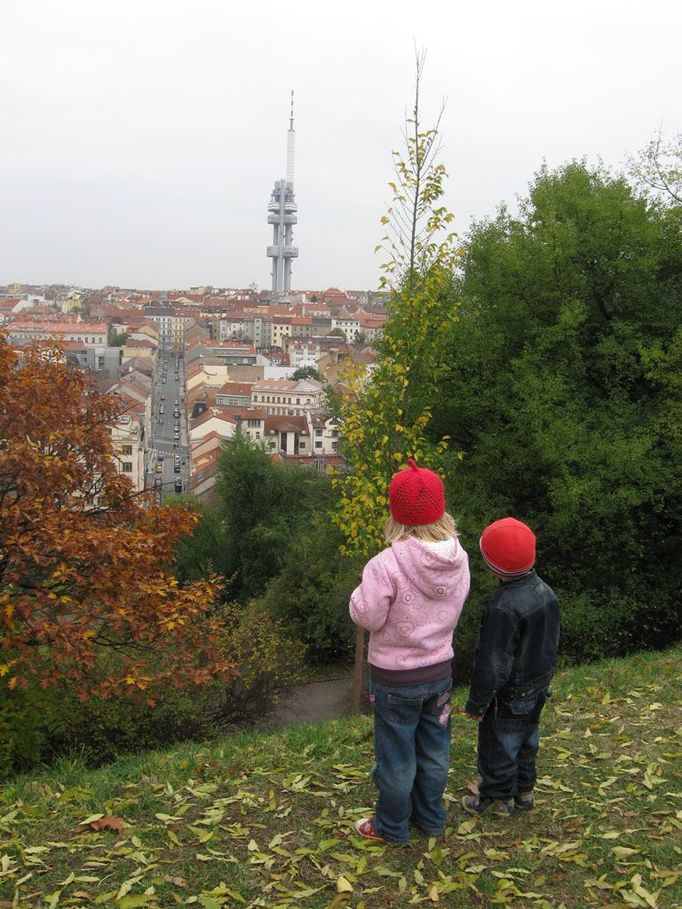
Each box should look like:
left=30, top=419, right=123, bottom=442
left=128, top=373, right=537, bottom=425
left=1, top=647, right=680, bottom=908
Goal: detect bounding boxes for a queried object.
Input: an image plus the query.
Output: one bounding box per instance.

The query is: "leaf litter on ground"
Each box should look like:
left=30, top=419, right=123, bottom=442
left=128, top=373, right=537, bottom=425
left=0, top=647, right=680, bottom=908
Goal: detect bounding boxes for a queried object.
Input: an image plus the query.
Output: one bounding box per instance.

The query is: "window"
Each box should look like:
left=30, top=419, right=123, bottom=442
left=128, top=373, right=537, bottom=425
left=122, top=462, right=133, bottom=473
left=122, top=445, right=133, bottom=456
left=332, top=441, right=338, bottom=452
left=315, top=441, right=322, bottom=449
left=296, top=398, right=300, bottom=404
left=315, top=429, right=323, bottom=436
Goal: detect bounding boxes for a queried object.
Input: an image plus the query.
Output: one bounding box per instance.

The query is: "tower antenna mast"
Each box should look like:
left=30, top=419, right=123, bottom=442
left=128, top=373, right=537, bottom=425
left=266, top=91, right=299, bottom=292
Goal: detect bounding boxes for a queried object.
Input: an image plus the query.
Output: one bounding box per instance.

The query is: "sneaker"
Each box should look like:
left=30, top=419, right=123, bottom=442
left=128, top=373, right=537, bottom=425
left=355, top=817, right=384, bottom=841
left=514, top=790, right=535, bottom=810
left=461, top=795, right=514, bottom=817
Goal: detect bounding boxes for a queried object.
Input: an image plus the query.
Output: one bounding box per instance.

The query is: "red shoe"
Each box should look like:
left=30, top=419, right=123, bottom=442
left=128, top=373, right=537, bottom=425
left=355, top=817, right=384, bottom=841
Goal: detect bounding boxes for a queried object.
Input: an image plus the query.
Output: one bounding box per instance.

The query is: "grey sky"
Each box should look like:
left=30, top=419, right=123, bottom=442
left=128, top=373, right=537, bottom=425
left=1, top=0, right=679, bottom=291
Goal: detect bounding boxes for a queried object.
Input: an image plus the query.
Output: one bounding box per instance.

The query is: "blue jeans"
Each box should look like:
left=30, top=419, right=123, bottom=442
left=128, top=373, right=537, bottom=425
left=477, top=691, right=547, bottom=801
left=370, top=675, right=453, bottom=844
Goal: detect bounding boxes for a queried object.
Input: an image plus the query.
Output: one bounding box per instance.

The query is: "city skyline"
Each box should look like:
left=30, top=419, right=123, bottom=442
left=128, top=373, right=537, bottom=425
left=1, top=0, right=680, bottom=290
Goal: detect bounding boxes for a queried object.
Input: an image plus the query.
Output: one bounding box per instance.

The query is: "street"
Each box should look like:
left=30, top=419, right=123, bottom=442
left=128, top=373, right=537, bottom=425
left=146, top=350, right=189, bottom=497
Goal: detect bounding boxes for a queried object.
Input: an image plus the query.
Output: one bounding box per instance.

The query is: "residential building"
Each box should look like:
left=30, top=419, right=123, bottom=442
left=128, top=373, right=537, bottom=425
left=250, top=378, right=324, bottom=415
left=111, top=415, right=146, bottom=492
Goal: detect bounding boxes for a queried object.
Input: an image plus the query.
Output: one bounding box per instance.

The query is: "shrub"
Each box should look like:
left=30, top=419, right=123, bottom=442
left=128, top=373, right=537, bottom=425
left=260, top=516, right=360, bottom=664
left=206, top=601, right=306, bottom=723
left=0, top=682, right=55, bottom=778
left=0, top=604, right=305, bottom=778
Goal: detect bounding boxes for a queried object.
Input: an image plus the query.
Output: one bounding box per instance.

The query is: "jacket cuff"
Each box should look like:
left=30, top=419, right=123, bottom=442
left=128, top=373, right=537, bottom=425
left=465, top=699, right=486, bottom=716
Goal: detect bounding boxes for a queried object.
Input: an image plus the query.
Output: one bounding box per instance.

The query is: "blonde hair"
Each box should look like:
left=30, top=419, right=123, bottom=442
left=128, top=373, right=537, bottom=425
left=384, top=512, right=458, bottom=545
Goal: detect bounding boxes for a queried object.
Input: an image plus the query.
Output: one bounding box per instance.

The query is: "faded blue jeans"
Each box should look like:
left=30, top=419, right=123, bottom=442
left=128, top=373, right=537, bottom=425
left=370, top=675, right=453, bottom=844
left=477, top=691, right=548, bottom=801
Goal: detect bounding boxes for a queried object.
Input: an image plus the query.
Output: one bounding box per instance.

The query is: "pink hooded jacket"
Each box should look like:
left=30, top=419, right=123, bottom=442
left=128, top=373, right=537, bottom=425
left=349, top=536, right=470, bottom=671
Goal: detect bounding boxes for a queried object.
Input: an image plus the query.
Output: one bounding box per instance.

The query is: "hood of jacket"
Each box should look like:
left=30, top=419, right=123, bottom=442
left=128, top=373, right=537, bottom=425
left=390, top=536, right=467, bottom=599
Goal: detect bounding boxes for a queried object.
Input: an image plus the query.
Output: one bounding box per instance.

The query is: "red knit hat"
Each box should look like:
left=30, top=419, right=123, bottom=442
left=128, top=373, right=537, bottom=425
left=479, top=517, right=536, bottom=578
left=389, top=459, right=445, bottom=526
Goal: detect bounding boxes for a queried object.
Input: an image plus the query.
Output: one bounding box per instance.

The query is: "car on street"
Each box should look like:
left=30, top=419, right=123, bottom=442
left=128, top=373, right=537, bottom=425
left=174, top=480, right=183, bottom=493
left=173, top=410, right=180, bottom=418
left=155, top=464, right=163, bottom=474
left=174, top=464, right=180, bottom=473
left=173, top=432, right=180, bottom=441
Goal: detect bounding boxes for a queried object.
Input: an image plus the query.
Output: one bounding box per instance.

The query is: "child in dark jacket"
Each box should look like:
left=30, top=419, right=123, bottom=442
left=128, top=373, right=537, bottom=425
left=463, top=517, right=560, bottom=816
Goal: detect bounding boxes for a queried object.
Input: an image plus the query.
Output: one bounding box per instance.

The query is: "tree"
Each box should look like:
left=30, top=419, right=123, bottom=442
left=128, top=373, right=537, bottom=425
left=628, top=130, right=682, bottom=205
left=109, top=332, right=130, bottom=347
left=431, top=162, right=682, bottom=662
left=331, top=50, right=460, bottom=558
left=291, top=365, right=322, bottom=382
left=328, top=328, right=346, bottom=339
left=209, top=435, right=335, bottom=601
left=0, top=336, right=234, bottom=698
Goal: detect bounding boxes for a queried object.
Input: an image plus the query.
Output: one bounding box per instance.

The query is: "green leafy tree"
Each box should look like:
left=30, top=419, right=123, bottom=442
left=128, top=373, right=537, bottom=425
left=109, top=332, right=130, bottom=347
left=180, top=435, right=335, bottom=602
left=291, top=366, right=322, bottom=381
left=432, top=161, right=682, bottom=663
left=331, top=51, right=461, bottom=558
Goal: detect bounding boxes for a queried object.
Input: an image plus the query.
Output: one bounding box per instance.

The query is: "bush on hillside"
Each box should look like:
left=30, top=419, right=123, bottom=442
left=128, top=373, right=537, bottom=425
left=0, top=603, right=304, bottom=778
left=260, top=514, right=360, bottom=663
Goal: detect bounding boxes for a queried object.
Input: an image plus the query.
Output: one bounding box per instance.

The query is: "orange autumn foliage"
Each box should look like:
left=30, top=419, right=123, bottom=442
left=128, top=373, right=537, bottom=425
left=0, top=335, right=235, bottom=698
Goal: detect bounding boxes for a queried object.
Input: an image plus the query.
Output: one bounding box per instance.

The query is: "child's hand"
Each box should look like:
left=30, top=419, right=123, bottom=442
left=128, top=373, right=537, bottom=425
left=458, top=706, right=483, bottom=722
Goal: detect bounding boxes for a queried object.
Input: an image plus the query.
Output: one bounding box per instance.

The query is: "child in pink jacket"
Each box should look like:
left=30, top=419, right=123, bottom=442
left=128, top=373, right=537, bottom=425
left=350, top=459, right=470, bottom=843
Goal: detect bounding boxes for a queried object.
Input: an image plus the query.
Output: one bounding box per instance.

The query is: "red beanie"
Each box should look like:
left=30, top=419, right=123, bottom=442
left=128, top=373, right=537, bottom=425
left=479, top=517, right=536, bottom=578
left=389, top=459, right=445, bottom=526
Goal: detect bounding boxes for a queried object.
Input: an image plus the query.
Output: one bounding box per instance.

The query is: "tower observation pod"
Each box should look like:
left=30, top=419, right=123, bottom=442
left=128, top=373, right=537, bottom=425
left=267, top=91, right=298, bottom=292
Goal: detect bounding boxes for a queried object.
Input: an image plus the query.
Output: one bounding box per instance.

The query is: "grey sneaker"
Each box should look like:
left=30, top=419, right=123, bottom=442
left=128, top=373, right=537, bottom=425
left=514, top=791, right=535, bottom=810
left=461, top=795, right=514, bottom=817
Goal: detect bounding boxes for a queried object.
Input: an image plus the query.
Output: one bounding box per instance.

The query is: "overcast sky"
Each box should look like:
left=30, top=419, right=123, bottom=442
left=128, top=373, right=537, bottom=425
left=1, top=0, right=680, bottom=291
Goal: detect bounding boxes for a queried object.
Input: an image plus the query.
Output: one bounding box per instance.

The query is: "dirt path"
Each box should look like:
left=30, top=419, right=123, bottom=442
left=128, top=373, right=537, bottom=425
left=265, top=676, right=354, bottom=728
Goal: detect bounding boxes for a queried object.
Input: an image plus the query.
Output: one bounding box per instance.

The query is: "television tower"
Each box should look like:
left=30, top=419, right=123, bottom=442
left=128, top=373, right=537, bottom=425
left=267, top=91, right=298, bottom=292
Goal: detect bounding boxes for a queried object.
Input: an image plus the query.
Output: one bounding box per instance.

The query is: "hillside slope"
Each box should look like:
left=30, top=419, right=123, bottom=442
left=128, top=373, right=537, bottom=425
left=1, top=648, right=681, bottom=908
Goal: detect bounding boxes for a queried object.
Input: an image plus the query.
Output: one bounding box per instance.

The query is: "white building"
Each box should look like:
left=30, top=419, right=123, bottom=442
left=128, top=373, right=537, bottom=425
left=111, top=415, right=146, bottom=492
left=250, top=378, right=324, bottom=416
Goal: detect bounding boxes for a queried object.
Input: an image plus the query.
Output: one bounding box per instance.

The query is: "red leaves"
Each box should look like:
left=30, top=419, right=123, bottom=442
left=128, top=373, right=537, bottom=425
left=81, top=814, right=126, bottom=835
left=0, top=335, right=236, bottom=698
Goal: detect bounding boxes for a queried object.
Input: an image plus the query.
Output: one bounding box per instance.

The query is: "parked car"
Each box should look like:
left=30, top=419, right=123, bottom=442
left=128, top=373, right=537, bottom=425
left=155, top=464, right=163, bottom=474
left=174, top=480, right=183, bottom=493
left=174, top=464, right=180, bottom=473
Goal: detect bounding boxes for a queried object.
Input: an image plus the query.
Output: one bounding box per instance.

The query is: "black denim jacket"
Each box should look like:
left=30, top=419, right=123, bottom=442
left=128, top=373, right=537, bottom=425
left=465, top=570, right=560, bottom=716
